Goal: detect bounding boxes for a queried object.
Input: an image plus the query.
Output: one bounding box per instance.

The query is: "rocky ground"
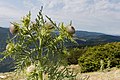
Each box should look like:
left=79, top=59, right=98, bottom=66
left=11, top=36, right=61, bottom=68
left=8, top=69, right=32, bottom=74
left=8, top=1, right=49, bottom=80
left=0, top=65, right=120, bottom=80
left=77, top=67, right=120, bottom=80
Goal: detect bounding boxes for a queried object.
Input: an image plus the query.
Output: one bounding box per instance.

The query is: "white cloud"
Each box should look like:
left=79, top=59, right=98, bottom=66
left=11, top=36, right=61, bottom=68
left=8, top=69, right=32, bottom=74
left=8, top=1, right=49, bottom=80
left=0, top=7, right=25, bottom=19
left=0, top=1, right=29, bottom=27
left=21, top=0, right=120, bottom=35
left=23, top=0, right=35, bottom=10
left=0, top=0, right=120, bottom=34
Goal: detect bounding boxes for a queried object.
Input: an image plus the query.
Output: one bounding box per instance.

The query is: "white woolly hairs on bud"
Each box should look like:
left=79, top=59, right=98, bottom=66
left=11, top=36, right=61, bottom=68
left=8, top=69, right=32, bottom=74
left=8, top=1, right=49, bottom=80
left=66, top=25, right=75, bottom=34
left=9, top=24, right=19, bottom=34
left=45, top=22, right=54, bottom=29
left=26, top=65, right=36, bottom=73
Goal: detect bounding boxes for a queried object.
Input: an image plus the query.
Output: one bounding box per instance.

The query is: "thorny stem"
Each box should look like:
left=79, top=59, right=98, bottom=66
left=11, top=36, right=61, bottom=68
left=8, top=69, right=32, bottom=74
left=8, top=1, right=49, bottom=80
left=26, top=26, right=43, bottom=80
left=38, top=35, right=43, bottom=80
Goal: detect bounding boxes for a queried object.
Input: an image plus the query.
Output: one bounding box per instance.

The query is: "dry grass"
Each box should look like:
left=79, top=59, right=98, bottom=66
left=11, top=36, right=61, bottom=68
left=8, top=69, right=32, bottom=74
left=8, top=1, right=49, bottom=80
left=77, top=67, right=120, bottom=80
left=0, top=65, right=120, bottom=80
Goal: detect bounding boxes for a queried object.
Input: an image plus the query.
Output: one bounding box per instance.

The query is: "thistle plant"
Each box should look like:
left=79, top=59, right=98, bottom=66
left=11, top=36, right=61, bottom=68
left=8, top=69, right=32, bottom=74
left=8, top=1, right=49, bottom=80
left=100, top=59, right=104, bottom=71
left=1, top=8, right=77, bottom=80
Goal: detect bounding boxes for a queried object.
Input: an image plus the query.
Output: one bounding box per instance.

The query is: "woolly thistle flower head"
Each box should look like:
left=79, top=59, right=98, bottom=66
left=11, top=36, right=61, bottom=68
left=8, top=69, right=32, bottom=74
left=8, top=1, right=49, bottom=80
left=26, top=65, right=36, bottom=73
left=9, top=23, right=19, bottom=34
left=66, top=25, right=75, bottom=34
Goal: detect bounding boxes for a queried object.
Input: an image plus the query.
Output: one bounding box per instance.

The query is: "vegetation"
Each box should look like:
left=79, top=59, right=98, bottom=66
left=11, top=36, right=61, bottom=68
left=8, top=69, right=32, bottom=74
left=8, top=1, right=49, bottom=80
left=0, top=8, right=78, bottom=80
left=66, top=47, right=87, bottom=64
left=78, top=42, right=120, bottom=72
left=0, top=6, right=120, bottom=80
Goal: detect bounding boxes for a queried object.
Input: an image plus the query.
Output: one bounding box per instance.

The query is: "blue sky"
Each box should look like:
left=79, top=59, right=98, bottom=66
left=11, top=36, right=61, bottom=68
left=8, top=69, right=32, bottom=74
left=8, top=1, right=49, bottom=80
left=0, top=0, right=120, bottom=35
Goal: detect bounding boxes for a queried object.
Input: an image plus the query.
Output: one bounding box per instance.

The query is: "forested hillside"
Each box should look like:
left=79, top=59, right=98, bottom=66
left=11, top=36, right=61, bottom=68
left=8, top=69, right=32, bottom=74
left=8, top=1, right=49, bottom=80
left=0, top=27, right=120, bottom=72
left=0, top=27, right=9, bottom=51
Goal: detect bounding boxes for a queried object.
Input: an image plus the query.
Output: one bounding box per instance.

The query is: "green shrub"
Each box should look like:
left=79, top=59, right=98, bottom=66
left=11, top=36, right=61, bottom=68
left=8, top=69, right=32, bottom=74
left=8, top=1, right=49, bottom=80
left=78, top=42, right=120, bottom=73
left=67, top=47, right=87, bottom=64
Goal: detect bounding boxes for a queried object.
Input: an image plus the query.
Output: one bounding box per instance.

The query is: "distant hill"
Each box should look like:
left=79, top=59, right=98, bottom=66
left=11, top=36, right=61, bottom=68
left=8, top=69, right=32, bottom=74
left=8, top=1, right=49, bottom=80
left=0, top=27, right=120, bottom=72
left=73, top=31, right=120, bottom=47
left=0, top=27, right=10, bottom=51
left=0, top=27, right=120, bottom=48
left=0, top=27, right=14, bottom=72
left=75, top=30, right=104, bottom=38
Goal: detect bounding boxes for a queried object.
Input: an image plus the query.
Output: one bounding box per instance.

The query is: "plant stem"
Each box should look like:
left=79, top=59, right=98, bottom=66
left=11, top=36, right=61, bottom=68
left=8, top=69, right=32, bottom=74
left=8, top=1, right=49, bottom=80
left=38, top=37, right=43, bottom=80
left=38, top=61, right=43, bottom=80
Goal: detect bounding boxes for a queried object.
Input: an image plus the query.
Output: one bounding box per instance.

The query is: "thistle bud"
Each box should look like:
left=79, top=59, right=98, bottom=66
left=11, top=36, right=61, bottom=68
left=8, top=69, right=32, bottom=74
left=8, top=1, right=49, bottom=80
left=45, top=22, right=54, bottom=29
left=9, top=24, right=19, bottom=34
left=26, top=65, right=36, bottom=73
left=6, top=43, right=15, bottom=52
left=66, top=25, right=75, bottom=34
